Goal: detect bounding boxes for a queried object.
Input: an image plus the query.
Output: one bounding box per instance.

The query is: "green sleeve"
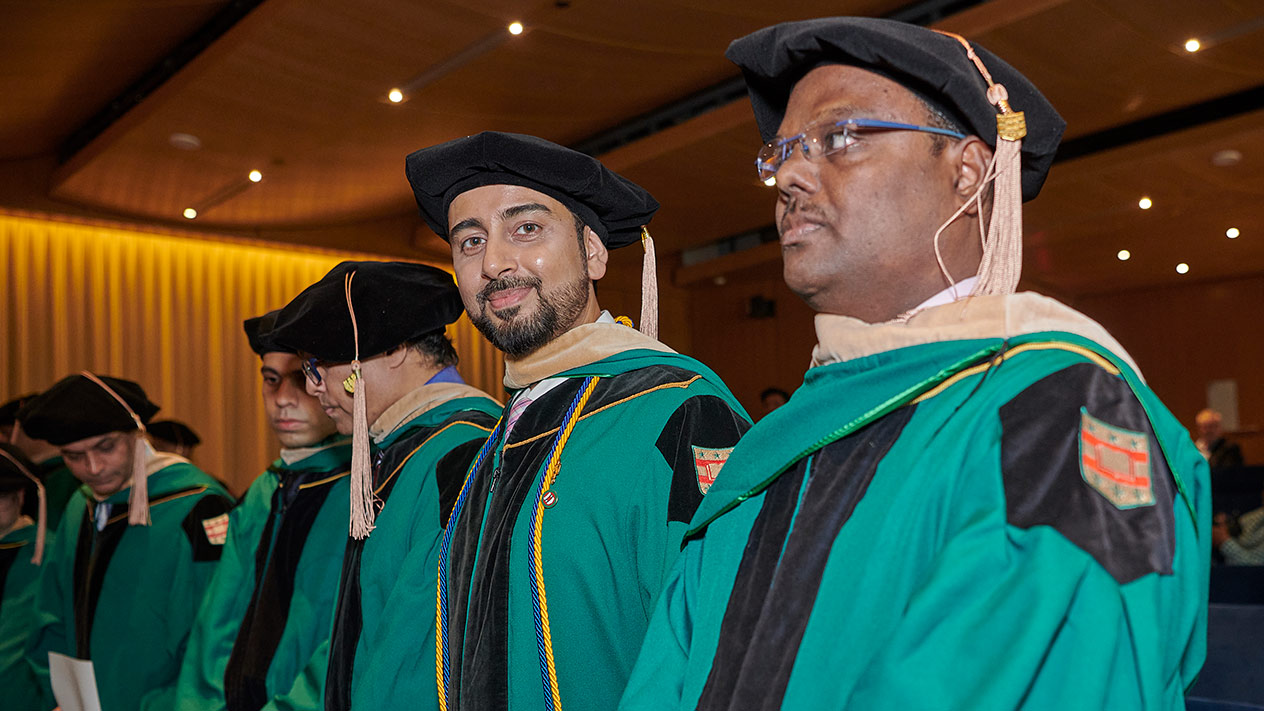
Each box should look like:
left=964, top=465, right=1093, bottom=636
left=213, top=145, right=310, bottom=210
left=25, top=501, right=80, bottom=707
left=618, top=539, right=701, bottom=711
left=261, top=637, right=329, bottom=711
left=176, top=484, right=268, bottom=710
left=139, top=495, right=233, bottom=711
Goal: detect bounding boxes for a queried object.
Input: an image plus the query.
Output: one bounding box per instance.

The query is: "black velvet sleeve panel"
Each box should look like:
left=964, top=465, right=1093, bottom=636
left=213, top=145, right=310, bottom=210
left=1000, top=362, right=1176, bottom=584
left=180, top=493, right=236, bottom=562
left=656, top=395, right=752, bottom=525
left=435, top=437, right=489, bottom=528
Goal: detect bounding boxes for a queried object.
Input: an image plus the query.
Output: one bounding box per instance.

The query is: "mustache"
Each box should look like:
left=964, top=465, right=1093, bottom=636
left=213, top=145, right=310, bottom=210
left=477, top=275, right=542, bottom=305
left=778, top=197, right=829, bottom=234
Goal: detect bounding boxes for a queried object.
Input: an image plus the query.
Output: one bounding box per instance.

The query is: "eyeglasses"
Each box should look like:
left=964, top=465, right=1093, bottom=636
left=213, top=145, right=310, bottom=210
left=300, top=357, right=324, bottom=386
left=755, top=118, right=967, bottom=182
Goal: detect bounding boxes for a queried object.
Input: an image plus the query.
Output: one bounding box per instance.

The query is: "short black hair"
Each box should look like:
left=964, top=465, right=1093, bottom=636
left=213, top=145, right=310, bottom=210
left=760, top=387, right=790, bottom=401
left=408, top=330, right=458, bottom=368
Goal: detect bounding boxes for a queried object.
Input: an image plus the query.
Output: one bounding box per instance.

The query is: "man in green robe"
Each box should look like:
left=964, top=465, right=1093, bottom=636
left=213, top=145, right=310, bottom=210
left=176, top=310, right=350, bottom=711
left=380, top=131, right=750, bottom=711
left=9, top=393, right=79, bottom=532
left=268, top=261, right=503, bottom=711
left=0, top=442, right=51, bottom=711
left=620, top=18, right=1209, bottom=711
left=22, top=373, right=234, bottom=711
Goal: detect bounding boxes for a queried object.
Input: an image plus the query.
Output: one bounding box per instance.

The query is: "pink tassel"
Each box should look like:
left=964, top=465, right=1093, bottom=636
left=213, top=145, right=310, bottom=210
left=972, top=83, right=1025, bottom=297
left=639, top=227, right=659, bottom=340
left=348, top=365, right=376, bottom=539
left=128, top=434, right=151, bottom=525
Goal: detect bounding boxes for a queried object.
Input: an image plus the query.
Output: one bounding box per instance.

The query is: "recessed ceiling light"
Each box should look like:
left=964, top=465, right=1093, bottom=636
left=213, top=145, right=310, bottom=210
left=508, top=22, right=524, bottom=35
left=169, top=133, right=202, bottom=151
left=1117, top=249, right=1131, bottom=261
left=1184, top=38, right=1201, bottom=52
left=1176, top=262, right=1190, bottom=274
left=763, top=176, right=777, bottom=187
left=1211, top=149, right=1243, bottom=167
left=1138, top=196, right=1153, bottom=210
left=248, top=170, right=263, bottom=183
left=183, top=208, right=198, bottom=219
left=388, top=88, right=404, bottom=103
left=1227, top=227, right=1241, bottom=239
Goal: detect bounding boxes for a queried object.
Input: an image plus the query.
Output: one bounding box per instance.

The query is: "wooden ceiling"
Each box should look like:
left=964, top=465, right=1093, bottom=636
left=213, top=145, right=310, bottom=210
left=1, top=0, right=1262, bottom=296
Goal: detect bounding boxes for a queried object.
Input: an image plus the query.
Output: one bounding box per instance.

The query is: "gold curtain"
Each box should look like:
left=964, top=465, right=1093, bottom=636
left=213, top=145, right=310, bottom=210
left=0, top=210, right=504, bottom=494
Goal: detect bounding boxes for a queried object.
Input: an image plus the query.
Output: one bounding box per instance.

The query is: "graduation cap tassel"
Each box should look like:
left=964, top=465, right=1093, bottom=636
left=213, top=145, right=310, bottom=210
left=0, top=448, right=45, bottom=564
left=932, top=30, right=1027, bottom=297
left=344, top=272, right=377, bottom=540
left=79, top=371, right=151, bottom=525
left=639, top=227, right=659, bottom=340
left=127, top=433, right=150, bottom=525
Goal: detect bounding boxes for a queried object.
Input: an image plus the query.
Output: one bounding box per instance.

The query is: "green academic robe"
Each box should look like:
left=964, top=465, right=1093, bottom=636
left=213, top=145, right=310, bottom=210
left=176, top=438, right=352, bottom=711
left=1, top=520, right=49, bottom=711
left=28, top=456, right=234, bottom=711
left=419, top=349, right=750, bottom=711
left=323, top=390, right=501, bottom=711
left=37, top=456, right=78, bottom=532
left=620, top=326, right=1209, bottom=710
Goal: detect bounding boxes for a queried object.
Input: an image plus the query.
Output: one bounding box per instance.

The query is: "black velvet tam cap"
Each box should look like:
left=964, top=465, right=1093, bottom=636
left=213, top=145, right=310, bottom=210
left=726, top=17, right=1065, bottom=201
left=147, top=420, right=201, bottom=448
left=270, top=261, right=464, bottom=362
left=0, top=442, right=39, bottom=494
left=0, top=393, right=36, bottom=427
left=243, top=309, right=290, bottom=356
left=405, top=131, right=660, bottom=249
left=18, top=374, right=159, bottom=446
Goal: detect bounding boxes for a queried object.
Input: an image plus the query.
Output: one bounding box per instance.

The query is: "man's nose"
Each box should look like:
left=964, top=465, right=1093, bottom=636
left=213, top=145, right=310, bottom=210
left=481, top=234, right=518, bottom=281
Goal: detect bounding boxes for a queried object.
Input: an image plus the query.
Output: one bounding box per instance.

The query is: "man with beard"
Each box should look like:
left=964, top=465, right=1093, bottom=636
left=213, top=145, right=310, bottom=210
left=176, top=310, right=350, bottom=711
left=22, top=373, right=234, bottom=711
left=267, top=261, right=501, bottom=711
left=619, top=18, right=1209, bottom=710
left=361, top=131, right=751, bottom=711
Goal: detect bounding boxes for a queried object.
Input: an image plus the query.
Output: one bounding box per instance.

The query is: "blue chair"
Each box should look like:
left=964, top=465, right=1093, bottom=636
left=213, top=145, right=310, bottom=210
left=1188, top=604, right=1264, bottom=707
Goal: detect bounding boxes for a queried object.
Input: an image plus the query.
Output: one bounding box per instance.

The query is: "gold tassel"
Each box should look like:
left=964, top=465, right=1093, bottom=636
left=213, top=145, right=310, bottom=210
left=639, top=227, right=659, bottom=341
left=343, top=271, right=377, bottom=540
left=0, top=449, right=45, bottom=564
left=128, top=434, right=151, bottom=525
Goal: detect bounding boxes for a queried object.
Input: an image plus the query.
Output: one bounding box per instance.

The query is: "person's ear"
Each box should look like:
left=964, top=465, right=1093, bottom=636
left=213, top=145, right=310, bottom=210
left=952, top=136, right=993, bottom=216
left=383, top=345, right=411, bottom=370
left=583, top=226, right=608, bottom=281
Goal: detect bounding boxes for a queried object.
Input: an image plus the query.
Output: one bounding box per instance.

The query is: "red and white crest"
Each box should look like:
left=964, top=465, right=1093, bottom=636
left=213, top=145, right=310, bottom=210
left=692, top=445, right=734, bottom=495
left=1079, top=409, right=1154, bottom=509
left=201, top=513, right=230, bottom=546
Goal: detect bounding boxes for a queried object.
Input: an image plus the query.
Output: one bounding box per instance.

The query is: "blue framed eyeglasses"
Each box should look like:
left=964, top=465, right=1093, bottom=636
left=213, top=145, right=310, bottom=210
left=756, top=118, right=967, bottom=182
left=300, top=357, right=323, bottom=386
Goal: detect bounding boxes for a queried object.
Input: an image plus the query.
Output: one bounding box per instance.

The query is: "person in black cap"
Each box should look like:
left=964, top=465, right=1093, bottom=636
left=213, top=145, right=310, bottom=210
left=148, top=420, right=203, bottom=460
left=620, top=17, right=1209, bottom=711
left=266, top=261, right=502, bottom=711
left=384, top=131, right=750, bottom=711
left=177, top=310, right=351, bottom=711
left=0, top=394, right=33, bottom=442
left=0, top=442, right=50, bottom=710
left=21, top=373, right=235, bottom=711
left=8, top=393, right=80, bottom=532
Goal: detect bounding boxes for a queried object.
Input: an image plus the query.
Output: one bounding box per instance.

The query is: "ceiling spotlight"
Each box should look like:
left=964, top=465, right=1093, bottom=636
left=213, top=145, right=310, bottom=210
left=508, top=22, right=524, bottom=35
left=763, top=176, right=777, bottom=187
left=248, top=170, right=263, bottom=183
left=1211, top=149, right=1243, bottom=167
left=183, top=208, right=198, bottom=219
left=388, top=88, right=404, bottom=103
left=1117, top=249, right=1131, bottom=261
left=169, top=132, right=202, bottom=151
left=1227, top=227, right=1241, bottom=239
left=1176, top=262, right=1190, bottom=274
left=1138, top=196, right=1153, bottom=210
left=1184, top=38, right=1201, bottom=52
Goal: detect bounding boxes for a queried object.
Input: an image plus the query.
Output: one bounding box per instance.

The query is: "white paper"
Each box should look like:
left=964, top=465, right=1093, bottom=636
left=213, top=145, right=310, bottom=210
left=49, top=651, right=102, bottom=711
